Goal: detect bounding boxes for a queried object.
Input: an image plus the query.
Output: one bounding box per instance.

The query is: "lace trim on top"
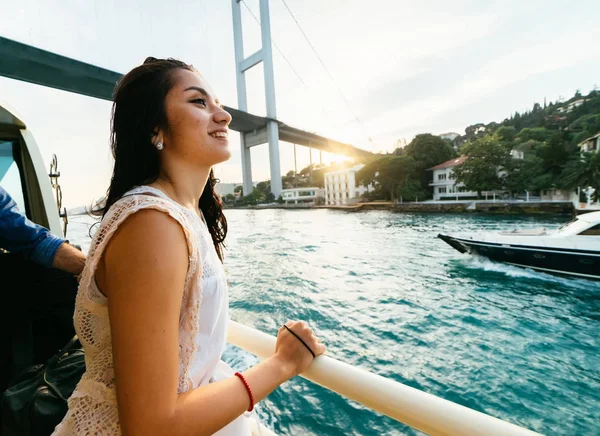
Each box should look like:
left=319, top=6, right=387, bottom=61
left=54, top=186, right=206, bottom=435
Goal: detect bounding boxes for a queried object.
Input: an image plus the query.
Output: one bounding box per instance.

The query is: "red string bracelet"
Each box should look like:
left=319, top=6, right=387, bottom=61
left=234, top=372, right=255, bottom=412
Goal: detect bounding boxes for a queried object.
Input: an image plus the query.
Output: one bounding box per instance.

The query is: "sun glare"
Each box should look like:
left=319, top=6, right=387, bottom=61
left=323, top=154, right=354, bottom=166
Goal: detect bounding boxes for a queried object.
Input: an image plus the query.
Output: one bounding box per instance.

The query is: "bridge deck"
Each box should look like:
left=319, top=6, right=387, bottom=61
left=0, top=36, right=371, bottom=158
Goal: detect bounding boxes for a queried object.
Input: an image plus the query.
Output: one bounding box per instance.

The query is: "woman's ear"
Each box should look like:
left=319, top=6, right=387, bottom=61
left=151, top=130, right=163, bottom=147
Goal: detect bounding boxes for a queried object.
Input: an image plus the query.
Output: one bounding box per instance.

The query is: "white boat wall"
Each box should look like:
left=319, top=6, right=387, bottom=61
left=439, top=212, right=600, bottom=280
left=0, top=101, right=63, bottom=238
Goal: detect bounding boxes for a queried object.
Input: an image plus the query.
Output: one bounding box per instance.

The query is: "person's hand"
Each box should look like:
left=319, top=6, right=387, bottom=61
left=52, top=242, right=87, bottom=276
left=273, top=320, right=326, bottom=378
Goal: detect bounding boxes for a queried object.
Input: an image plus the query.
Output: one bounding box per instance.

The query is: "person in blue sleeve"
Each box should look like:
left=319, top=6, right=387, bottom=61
left=0, top=186, right=87, bottom=395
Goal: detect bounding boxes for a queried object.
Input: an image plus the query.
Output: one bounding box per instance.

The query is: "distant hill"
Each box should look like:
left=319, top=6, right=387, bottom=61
left=457, top=89, right=600, bottom=146
left=374, top=89, right=600, bottom=202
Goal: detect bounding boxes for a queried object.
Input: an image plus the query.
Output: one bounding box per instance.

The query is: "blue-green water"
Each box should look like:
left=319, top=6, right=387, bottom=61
left=69, top=210, right=600, bottom=436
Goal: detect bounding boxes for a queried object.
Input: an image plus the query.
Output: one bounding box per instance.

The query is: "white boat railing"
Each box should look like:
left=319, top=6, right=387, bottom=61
left=228, top=321, right=543, bottom=436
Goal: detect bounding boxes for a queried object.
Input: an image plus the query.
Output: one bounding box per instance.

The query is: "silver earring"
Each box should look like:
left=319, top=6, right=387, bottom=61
left=156, top=141, right=164, bottom=151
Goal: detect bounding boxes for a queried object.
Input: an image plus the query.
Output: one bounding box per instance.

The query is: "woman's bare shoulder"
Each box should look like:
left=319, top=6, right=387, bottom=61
left=101, top=208, right=189, bottom=299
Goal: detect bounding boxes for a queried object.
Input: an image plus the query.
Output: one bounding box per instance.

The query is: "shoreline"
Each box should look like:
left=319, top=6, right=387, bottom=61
left=226, top=200, right=581, bottom=215
left=68, top=201, right=598, bottom=217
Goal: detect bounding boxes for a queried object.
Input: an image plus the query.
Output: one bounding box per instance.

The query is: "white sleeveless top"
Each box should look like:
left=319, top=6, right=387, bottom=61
left=53, top=186, right=252, bottom=435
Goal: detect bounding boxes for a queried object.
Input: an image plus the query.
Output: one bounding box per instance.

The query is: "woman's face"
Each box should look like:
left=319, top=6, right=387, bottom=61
left=159, top=69, right=232, bottom=167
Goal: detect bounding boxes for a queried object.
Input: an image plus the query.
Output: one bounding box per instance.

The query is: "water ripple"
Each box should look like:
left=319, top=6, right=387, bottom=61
left=69, top=210, right=600, bottom=436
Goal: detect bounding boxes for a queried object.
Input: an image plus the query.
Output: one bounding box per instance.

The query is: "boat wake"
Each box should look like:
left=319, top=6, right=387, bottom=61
left=461, top=256, right=599, bottom=290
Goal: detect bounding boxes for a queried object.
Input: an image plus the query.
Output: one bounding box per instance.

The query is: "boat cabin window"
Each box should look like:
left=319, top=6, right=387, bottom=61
left=557, top=218, right=578, bottom=231
left=578, top=224, right=600, bottom=236
left=0, top=140, right=27, bottom=213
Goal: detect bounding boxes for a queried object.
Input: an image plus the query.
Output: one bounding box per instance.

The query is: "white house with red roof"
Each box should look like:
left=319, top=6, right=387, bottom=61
left=427, top=156, right=480, bottom=200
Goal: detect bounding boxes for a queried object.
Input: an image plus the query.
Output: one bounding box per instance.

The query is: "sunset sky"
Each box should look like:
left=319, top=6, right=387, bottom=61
left=1, top=0, right=599, bottom=206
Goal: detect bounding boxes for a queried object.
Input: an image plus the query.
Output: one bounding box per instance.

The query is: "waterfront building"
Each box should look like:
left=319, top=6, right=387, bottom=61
left=428, top=150, right=530, bottom=201
left=215, top=182, right=240, bottom=197
left=324, top=164, right=373, bottom=205
left=216, top=182, right=260, bottom=199
left=427, top=156, right=482, bottom=200
left=281, top=187, right=323, bottom=204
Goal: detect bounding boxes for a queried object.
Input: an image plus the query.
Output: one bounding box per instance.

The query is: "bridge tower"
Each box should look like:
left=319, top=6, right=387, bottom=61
left=231, top=0, right=282, bottom=197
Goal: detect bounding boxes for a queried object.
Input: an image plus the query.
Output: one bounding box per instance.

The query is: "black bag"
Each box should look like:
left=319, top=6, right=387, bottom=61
left=1, top=336, right=85, bottom=436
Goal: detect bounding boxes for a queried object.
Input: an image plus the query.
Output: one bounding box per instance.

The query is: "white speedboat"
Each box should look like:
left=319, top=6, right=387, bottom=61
left=439, top=212, right=600, bottom=280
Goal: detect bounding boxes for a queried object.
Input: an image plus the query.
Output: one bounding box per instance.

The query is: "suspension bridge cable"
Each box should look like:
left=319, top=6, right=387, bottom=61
left=240, top=0, right=333, bottom=151
left=240, top=0, right=312, bottom=102
left=278, top=0, right=374, bottom=147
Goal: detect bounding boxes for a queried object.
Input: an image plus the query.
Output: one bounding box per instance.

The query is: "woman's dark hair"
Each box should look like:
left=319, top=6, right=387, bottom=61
left=97, top=57, right=227, bottom=260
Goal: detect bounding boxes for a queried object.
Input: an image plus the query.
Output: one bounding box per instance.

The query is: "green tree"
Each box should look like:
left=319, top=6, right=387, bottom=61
left=234, top=185, right=243, bottom=195
left=503, top=155, right=546, bottom=195
left=356, top=158, right=380, bottom=187
left=513, top=112, right=522, bottom=131
left=256, top=181, right=268, bottom=191
left=495, top=126, right=516, bottom=143
left=573, top=130, right=594, bottom=146
left=265, top=192, right=276, bottom=203
left=464, top=123, right=487, bottom=142
left=568, top=114, right=600, bottom=137
left=453, top=136, right=510, bottom=198
left=299, top=164, right=326, bottom=187
left=243, top=187, right=265, bottom=205
left=357, top=155, right=422, bottom=201
left=282, top=170, right=297, bottom=188
left=256, top=180, right=271, bottom=197
left=404, top=134, right=456, bottom=171
left=535, top=131, right=579, bottom=180
left=515, top=127, right=548, bottom=143
left=402, top=134, right=455, bottom=192
left=560, top=152, right=600, bottom=196
left=224, top=193, right=235, bottom=202
left=299, top=165, right=311, bottom=177
left=396, top=179, right=425, bottom=202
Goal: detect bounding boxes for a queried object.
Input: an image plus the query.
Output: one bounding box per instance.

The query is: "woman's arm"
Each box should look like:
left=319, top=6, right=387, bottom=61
left=102, top=209, right=322, bottom=436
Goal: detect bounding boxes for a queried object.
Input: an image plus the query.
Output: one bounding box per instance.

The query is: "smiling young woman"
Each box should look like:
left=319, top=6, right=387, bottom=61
left=52, top=58, right=326, bottom=436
